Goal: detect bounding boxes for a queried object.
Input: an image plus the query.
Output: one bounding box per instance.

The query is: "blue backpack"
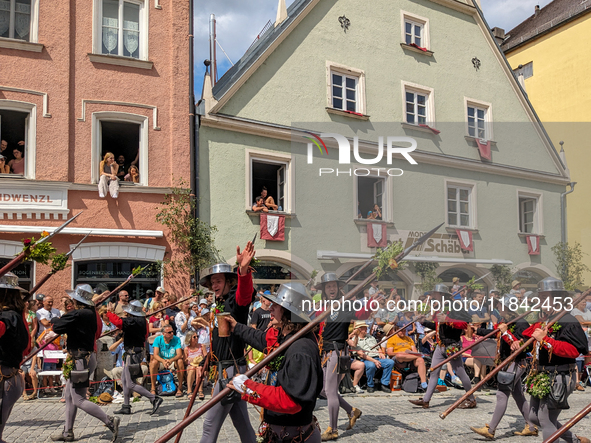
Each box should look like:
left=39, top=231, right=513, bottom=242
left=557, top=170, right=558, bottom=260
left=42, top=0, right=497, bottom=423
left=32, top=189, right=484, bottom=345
left=156, top=370, right=176, bottom=396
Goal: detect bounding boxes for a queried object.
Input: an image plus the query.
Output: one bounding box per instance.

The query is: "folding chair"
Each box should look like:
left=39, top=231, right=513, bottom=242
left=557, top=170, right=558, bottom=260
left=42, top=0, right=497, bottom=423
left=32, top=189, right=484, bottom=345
left=36, top=349, right=67, bottom=398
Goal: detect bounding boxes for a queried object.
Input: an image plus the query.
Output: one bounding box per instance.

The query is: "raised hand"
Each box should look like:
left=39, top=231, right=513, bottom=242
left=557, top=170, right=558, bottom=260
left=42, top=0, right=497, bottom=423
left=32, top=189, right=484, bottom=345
left=236, top=241, right=256, bottom=276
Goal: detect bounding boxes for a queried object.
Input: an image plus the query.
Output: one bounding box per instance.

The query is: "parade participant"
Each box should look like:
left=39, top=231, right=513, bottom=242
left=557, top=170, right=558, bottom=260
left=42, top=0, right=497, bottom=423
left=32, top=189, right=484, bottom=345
left=317, top=272, right=370, bottom=441
left=106, top=300, right=163, bottom=415
left=0, top=273, right=30, bottom=443
left=198, top=241, right=257, bottom=443
left=226, top=282, right=323, bottom=443
left=50, top=284, right=119, bottom=442
left=522, top=277, right=589, bottom=443
left=470, top=306, right=537, bottom=439
left=409, top=283, right=475, bottom=409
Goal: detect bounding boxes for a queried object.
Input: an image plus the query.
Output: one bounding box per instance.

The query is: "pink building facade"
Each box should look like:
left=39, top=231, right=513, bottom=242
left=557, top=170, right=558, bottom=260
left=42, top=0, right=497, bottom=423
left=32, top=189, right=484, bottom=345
left=0, top=0, right=191, bottom=300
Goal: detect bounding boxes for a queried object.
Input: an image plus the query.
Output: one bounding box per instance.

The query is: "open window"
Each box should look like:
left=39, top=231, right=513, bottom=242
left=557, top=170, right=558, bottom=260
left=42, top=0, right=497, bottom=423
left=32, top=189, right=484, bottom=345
left=92, top=112, right=148, bottom=186
left=0, top=107, right=32, bottom=177
left=357, top=176, right=385, bottom=221
left=518, top=192, right=541, bottom=234
left=251, top=160, right=285, bottom=211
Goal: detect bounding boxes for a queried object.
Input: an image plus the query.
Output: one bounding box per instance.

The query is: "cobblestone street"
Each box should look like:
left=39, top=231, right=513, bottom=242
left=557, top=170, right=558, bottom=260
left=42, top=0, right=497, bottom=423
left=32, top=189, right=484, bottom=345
left=4, top=389, right=591, bottom=442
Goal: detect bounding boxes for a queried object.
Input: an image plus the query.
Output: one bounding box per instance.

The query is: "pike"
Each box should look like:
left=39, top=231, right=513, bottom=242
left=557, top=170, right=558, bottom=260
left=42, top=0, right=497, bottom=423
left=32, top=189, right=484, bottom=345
left=543, top=401, right=591, bottom=443
left=27, top=232, right=91, bottom=298
left=154, top=222, right=444, bottom=443
left=0, top=212, right=83, bottom=278
left=439, top=288, right=591, bottom=420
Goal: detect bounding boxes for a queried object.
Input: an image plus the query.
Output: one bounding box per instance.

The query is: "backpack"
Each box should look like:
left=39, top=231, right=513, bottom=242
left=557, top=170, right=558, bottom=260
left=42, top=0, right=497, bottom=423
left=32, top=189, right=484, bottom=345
left=156, top=370, right=176, bottom=396
left=402, top=372, right=420, bottom=393
left=94, top=377, right=115, bottom=397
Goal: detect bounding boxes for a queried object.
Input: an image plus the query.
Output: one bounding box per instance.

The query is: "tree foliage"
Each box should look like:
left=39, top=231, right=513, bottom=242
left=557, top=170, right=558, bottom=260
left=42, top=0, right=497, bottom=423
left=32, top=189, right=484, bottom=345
left=552, top=242, right=590, bottom=290
left=156, top=180, right=219, bottom=278
left=490, top=264, right=513, bottom=295
left=414, top=262, right=442, bottom=293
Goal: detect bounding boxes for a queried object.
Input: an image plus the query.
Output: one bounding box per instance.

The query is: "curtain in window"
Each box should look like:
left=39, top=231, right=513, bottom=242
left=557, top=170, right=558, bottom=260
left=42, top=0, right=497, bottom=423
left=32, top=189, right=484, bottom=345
left=14, top=0, right=30, bottom=40
left=102, top=0, right=118, bottom=54
left=123, top=2, right=139, bottom=58
left=0, top=1, right=11, bottom=37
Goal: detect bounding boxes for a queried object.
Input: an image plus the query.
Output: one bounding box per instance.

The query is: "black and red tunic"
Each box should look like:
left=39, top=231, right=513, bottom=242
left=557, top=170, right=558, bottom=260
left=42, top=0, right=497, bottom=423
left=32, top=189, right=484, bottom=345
left=0, top=309, right=30, bottom=368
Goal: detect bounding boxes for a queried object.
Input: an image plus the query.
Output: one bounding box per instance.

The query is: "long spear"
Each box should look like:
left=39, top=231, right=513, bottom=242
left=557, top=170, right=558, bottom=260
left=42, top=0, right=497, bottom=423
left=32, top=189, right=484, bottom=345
left=154, top=222, right=444, bottom=443
left=543, top=401, right=591, bottom=443
left=0, top=212, right=83, bottom=278
left=27, top=232, right=91, bottom=297
left=439, top=289, right=591, bottom=420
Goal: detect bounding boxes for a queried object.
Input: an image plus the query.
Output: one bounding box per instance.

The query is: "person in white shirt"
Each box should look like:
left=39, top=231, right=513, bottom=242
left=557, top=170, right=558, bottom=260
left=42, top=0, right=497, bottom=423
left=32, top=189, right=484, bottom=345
left=36, top=295, right=61, bottom=335
left=368, top=281, right=379, bottom=297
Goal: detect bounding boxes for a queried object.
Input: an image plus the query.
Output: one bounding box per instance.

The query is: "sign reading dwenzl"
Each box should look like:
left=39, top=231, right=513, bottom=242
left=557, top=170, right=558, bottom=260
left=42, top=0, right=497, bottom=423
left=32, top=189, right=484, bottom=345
left=0, top=183, right=69, bottom=218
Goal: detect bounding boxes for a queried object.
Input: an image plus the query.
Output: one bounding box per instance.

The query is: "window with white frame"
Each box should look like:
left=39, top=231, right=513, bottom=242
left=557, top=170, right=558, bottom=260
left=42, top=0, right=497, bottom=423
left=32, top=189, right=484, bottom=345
left=250, top=156, right=290, bottom=212
left=357, top=176, right=386, bottom=220
left=405, top=90, right=428, bottom=125
left=331, top=71, right=358, bottom=112
left=467, top=105, right=487, bottom=139
left=519, top=195, right=539, bottom=234
left=0, top=101, right=36, bottom=179
left=401, top=11, right=430, bottom=50
left=447, top=185, right=472, bottom=228
left=0, top=0, right=37, bottom=42
left=95, top=0, right=147, bottom=60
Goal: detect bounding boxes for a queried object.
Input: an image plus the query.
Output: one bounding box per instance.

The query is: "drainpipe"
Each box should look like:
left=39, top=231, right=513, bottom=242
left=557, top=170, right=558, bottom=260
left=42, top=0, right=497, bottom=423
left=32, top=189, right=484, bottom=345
left=189, top=0, right=198, bottom=288
left=560, top=182, right=576, bottom=244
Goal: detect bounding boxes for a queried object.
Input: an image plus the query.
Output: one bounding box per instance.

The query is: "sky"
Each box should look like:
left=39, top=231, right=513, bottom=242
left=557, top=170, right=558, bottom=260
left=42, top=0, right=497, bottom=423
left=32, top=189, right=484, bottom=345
left=193, top=0, right=555, bottom=97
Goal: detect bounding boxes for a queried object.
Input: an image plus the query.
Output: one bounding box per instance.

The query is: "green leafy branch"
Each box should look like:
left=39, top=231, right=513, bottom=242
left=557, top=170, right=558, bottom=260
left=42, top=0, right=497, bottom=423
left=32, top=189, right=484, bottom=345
left=373, top=240, right=405, bottom=279
left=50, top=253, right=70, bottom=273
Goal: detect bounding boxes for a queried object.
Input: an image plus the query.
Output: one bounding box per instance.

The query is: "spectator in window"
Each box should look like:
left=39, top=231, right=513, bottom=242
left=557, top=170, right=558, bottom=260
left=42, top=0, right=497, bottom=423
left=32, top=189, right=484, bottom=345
left=0, top=155, right=9, bottom=173
left=36, top=295, right=61, bottom=335
left=9, top=148, right=25, bottom=175
left=150, top=325, right=185, bottom=398
left=124, top=165, right=140, bottom=183
left=98, top=152, right=119, bottom=199
left=260, top=186, right=278, bottom=210
left=372, top=204, right=382, bottom=220
left=116, top=155, right=126, bottom=180
left=0, top=139, right=12, bottom=161
left=252, top=196, right=269, bottom=212
left=349, top=321, right=393, bottom=393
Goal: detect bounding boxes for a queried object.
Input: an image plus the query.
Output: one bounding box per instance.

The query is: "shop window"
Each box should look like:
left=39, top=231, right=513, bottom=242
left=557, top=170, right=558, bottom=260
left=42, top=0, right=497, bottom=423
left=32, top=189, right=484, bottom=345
left=0, top=259, right=32, bottom=290
left=74, top=260, right=160, bottom=300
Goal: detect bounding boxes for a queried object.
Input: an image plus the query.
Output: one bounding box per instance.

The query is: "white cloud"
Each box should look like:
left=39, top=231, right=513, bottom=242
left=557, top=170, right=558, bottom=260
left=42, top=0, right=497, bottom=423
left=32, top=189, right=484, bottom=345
left=480, top=0, right=554, bottom=31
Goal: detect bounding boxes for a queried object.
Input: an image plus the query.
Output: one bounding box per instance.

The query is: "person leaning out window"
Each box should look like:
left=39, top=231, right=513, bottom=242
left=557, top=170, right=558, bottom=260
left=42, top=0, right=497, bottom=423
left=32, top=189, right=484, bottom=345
left=98, top=152, right=119, bottom=199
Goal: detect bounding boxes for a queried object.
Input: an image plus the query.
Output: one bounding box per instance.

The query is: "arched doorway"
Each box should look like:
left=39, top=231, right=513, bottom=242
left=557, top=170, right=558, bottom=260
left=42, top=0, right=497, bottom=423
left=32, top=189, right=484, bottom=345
left=438, top=268, right=489, bottom=295
left=252, top=260, right=306, bottom=292
left=340, top=263, right=408, bottom=299
left=513, top=269, right=546, bottom=290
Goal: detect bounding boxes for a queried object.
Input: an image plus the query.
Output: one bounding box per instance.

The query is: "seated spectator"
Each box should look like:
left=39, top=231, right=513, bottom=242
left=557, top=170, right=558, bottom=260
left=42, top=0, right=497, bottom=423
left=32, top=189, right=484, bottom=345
left=36, top=328, right=64, bottom=395
left=385, top=322, right=428, bottom=390
left=184, top=331, right=206, bottom=400
left=0, top=155, right=9, bottom=173
left=149, top=325, right=185, bottom=398
left=451, top=277, right=461, bottom=294
left=98, top=151, right=119, bottom=198
left=261, top=186, right=279, bottom=211
left=461, top=324, right=487, bottom=384
left=147, top=304, right=168, bottom=356
left=349, top=321, right=394, bottom=393
left=0, top=139, right=12, bottom=161
left=124, top=165, right=140, bottom=183
left=22, top=350, right=40, bottom=400
left=116, top=155, right=126, bottom=180
left=8, top=148, right=25, bottom=174
left=366, top=210, right=375, bottom=220
left=252, top=196, right=268, bottom=212
left=469, top=291, right=490, bottom=327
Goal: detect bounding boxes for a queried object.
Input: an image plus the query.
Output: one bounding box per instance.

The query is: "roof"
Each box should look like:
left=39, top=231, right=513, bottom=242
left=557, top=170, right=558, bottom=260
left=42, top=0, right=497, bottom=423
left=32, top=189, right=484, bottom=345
left=211, top=0, right=313, bottom=100
left=502, top=0, right=591, bottom=52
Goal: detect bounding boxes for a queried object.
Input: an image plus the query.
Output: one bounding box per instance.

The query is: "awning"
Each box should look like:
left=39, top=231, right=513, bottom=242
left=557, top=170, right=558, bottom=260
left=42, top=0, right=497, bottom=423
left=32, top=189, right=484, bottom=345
left=317, top=250, right=512, bottom=266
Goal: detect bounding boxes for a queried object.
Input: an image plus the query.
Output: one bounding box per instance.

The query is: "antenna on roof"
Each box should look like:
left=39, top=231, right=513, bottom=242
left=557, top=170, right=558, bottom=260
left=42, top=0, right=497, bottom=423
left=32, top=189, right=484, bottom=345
left=209, top=14, right=217, bottom=85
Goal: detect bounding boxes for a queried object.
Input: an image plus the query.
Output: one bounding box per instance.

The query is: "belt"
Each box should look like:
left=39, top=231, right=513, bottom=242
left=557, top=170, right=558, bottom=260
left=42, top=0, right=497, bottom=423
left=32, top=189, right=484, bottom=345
left=268, top=418, right=319, bottom=443
left=537, top=363, right=576, bottom=374
left=0, top=367, right=19, bottom=383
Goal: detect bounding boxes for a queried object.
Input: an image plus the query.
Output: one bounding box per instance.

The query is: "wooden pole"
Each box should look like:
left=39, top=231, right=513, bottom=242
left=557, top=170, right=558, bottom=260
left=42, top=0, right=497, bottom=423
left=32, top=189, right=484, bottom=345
left=439, top=289, right=590, bottom=420
left=543, top=401, right=591, bottom=443
left=154, top=223, right=443, bottom=443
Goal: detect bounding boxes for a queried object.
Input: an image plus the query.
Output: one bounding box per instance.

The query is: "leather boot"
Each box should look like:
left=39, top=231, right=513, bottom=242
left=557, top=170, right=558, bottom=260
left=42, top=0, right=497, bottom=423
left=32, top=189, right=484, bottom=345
left=50, top=430, right=74, bottom=442
left=470, top=425, right=495, bottom=440
left=115, top=404, right=132, bottom=415
left=107, top=416, right=120, bottom=442
left=457, top=398, right=477, bottom=409
left=576, top=436, right=590, bottom=443
left=151, top=395, right=163, bottom=415
left=346, top=407, right=362, bottom=430
left=409, top=398, right=430, bottom=408
left=321, top=427, right=338, bottom=441
left=514, top=424, right=538, bottom=436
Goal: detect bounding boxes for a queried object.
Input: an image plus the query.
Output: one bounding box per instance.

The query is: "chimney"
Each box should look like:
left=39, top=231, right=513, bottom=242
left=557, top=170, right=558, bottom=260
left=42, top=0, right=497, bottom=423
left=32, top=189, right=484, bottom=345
left=491, top=27, right=505, bottom=45
left=209, top=14, right=217, bottom=85
left=535, top=5, right=540, bottom=16
left=275, top=0, right=287, bottom=27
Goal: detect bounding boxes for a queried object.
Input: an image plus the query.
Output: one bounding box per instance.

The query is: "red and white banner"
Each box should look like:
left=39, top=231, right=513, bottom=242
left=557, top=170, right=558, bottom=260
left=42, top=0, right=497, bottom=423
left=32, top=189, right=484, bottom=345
left=260, top=214, right=285, bottom=241
left=476, top=139, right=491, bottom=161
left=455, top=229, right=473, bottom=252
left=527, top=235, right=540, bottom=255
left=367, top=223, right=387, bottom=248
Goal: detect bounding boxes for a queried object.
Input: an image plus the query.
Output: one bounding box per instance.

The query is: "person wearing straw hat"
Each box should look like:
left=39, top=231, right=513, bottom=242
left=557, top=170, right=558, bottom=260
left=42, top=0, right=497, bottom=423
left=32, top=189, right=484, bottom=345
left=226, top=282, right=323, bottom=443
left=50, top=284, right=120, bottom=442
left=470, top=304, right=537, bottom=439
left=0, top=272, right=31, bottom=443
left=197, top=241, right=258, bottom=443
left=316, top=272, right=371, bottom=441
left=409, top=283, right=475, bottom=410
left=106, top=300, right=163, bottom=416
left=522, top=277, right=589, bottom=443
